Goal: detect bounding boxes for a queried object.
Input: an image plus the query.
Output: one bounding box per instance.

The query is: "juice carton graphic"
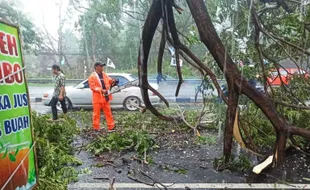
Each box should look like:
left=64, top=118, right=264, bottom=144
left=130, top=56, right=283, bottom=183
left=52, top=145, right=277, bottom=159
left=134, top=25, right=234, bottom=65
left=0, top=142, right=30, bottom=190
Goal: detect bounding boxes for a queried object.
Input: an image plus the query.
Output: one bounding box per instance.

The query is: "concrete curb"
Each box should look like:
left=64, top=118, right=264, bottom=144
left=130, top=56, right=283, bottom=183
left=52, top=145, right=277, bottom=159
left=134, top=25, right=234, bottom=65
left=68, top=182, right=310, bottom=189
left=163, top=97, right=203, bottom=103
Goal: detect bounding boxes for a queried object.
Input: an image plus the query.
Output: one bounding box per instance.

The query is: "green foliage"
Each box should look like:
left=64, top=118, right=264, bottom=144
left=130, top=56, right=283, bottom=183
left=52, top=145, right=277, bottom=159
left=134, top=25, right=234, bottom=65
left=284, top=76, right=310, bottom=103
left=32, top=113, right=82, bottom=190
left=74, top=0, right=143, bottom=70
left=85, top=108, right=201, bottom=159
left=113, top=109, right=197, bottom=131
left=237, top=75, right=310, bottom=150
left=272, top=78, right=310, bottom=148
left=0, top=0, right=42, bottom=52
left=160, top=165, right=187, bottom=175
left=87, top=130, right=155, bottom=156
left=239, top=102, right=275, bottom=148
left=73, top=109, right=93, bottom=129
left=196, top=135, right=217, bottom=145
left=269, top=76, right=310, bottom=148
left=195, top=76, right=216, bottom=101
left=214, top=155, right=252, bottom=172
left=229, top=155, right=252, bottom=172
left=241, top=65, right=260, bottom=80
left=73, top=0, right=209, bottom=73
left=203, top=97, right=226, bottom=129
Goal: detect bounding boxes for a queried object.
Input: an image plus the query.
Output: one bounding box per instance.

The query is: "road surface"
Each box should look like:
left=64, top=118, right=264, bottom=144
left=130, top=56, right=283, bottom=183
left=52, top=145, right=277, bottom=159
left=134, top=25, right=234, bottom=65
left=28, top=82, right=216, bottom=114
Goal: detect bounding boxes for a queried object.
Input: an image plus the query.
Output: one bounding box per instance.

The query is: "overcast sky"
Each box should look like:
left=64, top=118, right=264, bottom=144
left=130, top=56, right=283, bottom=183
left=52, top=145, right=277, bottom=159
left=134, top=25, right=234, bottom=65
left=22, top=0, right=77, bottom=38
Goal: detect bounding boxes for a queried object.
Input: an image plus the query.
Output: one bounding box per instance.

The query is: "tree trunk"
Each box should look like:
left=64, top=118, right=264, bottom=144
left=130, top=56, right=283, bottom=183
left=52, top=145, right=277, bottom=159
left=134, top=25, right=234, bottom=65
left=91, top=31, right=97, bottom=63
left=186, top=0, right=290, bottom=163
left=275, top=132, right=287, bottom=164
left=224, top=83, right=239, bottom=162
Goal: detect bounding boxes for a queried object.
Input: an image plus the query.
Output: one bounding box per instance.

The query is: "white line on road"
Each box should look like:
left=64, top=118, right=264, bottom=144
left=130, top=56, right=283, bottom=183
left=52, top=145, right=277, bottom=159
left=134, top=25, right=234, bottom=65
left=68, top=183, right=310, bottom=189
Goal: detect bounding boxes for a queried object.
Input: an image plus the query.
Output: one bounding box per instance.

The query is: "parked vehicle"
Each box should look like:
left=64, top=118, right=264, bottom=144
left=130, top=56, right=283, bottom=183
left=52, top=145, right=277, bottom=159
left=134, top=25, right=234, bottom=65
left=218, top=79, right=265, bottom=104
left=267, top=68, right=309, bottom=86
left=42, top=73, right=160, bottom=111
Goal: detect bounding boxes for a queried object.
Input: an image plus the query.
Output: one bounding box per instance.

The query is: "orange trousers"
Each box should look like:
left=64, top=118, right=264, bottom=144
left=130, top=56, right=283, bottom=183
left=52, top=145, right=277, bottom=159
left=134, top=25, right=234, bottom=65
left=92, top=101, right=115, bottom=130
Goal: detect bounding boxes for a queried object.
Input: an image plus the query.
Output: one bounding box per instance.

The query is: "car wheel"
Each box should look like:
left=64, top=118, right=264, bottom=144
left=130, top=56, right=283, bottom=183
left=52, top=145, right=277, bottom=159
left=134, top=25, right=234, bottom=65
left=56, top=97, right=72, bottom=111
left=123, top=96, right=141, bottom=111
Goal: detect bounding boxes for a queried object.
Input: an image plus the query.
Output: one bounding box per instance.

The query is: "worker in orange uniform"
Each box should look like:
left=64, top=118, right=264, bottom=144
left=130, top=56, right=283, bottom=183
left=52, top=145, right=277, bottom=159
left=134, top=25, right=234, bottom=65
left=88, top=62, right=118, bottom=132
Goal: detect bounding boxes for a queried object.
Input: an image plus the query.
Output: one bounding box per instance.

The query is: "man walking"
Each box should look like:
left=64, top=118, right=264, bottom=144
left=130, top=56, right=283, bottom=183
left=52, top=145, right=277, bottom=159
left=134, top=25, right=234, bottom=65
left=50, top=64, right=67, bottom=121
left=88, top=62, right=117, bottom=132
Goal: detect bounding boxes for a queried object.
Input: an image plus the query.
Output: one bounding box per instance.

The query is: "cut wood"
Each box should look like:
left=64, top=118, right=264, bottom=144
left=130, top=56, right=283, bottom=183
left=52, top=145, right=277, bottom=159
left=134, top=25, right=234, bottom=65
left=252, top=155, right=274, bottom=174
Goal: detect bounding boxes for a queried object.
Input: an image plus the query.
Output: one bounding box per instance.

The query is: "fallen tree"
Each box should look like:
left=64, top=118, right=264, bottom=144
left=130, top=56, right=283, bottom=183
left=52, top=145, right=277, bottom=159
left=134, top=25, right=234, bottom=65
left=138, top=0, right=310, bottom=170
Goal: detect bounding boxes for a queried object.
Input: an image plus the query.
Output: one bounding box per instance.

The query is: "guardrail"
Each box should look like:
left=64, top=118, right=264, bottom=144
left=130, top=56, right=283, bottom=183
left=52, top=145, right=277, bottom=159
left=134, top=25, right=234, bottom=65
left=27, top=78, right=84, bottom=84
left=26, top=78, right=226, bottom=85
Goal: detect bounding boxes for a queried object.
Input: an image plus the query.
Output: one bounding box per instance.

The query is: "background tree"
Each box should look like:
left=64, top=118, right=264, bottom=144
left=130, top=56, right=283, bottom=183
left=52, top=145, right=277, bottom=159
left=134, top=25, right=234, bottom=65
left=0, top=0, right=42, bottom=52
left=71, top=0, right=204, bottom=77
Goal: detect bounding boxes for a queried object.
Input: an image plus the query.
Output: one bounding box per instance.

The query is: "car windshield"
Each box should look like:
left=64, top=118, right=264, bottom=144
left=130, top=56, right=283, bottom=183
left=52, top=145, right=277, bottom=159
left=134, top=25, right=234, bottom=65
left=280, top=70, right=288, bottom=76
left=271, top=70, right=288, bottom=77
left=271, top=72, right=278, bottom=77
left=73, top=80, right=88, bottom=88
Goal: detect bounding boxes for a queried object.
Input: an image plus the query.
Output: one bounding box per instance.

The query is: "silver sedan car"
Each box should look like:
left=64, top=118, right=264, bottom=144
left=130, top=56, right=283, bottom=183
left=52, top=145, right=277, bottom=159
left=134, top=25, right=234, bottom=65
left=42, top=73, right=160, bottom=111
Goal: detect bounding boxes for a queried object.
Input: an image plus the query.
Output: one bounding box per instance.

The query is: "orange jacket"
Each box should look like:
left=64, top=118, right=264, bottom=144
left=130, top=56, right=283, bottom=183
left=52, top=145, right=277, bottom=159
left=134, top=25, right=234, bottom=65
left=88, top=72, right=114, bottom=104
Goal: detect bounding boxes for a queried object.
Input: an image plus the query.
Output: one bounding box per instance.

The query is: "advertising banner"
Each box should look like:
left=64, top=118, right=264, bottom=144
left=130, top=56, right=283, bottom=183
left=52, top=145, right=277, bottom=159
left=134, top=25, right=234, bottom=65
left=0, top=20, right=37, bottom=190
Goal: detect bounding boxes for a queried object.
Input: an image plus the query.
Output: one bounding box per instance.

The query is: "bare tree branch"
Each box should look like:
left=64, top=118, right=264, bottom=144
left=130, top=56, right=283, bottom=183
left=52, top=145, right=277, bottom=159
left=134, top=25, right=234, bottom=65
left=271, top=99, right=310, bottom=110
left=176, top=104, right=201, bottom=136
left=123, top=11, right=145, bottom=21
left=254, top=9, right=310, bottom=56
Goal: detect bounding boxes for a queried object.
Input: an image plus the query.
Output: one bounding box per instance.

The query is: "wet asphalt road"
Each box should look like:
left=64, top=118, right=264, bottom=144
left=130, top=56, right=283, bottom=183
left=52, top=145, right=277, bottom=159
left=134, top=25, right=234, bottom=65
left=28, top=82, right=213, bottom=100
left=28, top=82, right=214, bottom=114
